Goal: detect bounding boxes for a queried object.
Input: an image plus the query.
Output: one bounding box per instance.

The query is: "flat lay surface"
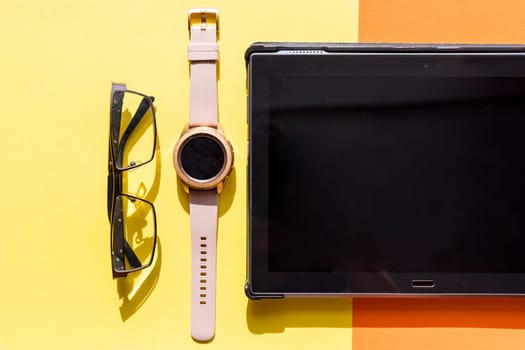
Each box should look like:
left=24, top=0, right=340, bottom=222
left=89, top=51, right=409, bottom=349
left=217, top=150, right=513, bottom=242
left=356, top=0, right=525, bottom=348
left=2, top=0, right=525, bottom=349
left=0, top=1, right=356, bottom=349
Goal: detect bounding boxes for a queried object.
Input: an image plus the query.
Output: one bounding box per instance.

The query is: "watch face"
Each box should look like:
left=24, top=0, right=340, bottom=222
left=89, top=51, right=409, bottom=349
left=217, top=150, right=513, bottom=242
left=180, top=134, right=225, bottom=181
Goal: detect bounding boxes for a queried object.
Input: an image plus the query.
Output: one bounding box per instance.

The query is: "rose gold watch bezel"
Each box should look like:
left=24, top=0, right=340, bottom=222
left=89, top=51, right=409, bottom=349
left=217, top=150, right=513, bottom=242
left=173, top=125, right=233, bottom=191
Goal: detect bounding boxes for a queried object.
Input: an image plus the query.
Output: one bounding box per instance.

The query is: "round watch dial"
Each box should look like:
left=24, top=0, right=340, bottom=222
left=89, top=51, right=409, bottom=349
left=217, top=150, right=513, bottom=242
left=174, top=126, right=233, bottom=190
left=180, top=134, right=226, bottom=181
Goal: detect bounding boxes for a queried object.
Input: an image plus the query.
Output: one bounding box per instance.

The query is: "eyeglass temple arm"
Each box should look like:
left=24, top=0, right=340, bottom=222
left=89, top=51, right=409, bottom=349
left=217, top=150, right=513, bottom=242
left=112, top=196, right=126, bottom=272
left=116, top=96, right=156, bottom=167
left=112, top=197, right=143, bottom=271
left=107, top=91, right=124, bottom=220
left=124, top=240, right=142, bottom=268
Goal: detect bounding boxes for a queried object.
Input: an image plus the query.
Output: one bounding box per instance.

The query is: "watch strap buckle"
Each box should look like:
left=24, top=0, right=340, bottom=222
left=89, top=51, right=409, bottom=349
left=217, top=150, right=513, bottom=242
left=188, top=8, right=219, bottom=33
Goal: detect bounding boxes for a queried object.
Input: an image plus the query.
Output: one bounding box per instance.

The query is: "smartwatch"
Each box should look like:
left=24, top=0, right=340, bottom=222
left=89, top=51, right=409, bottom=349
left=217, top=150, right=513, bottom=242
left=173, top=8, right=233, bottom=342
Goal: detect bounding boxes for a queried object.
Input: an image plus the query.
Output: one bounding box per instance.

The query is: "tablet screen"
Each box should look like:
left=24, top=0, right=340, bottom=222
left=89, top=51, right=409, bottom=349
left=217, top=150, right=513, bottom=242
left=249, top=49, right=525, bottom=295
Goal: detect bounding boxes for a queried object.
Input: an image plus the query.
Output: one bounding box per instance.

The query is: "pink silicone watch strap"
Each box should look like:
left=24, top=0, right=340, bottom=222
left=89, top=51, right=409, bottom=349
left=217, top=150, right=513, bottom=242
left=188, top=21, right=218, bottom=127
left=187, top=10, right=219, bottom=341
left=189, top=190, right=218, bottom=341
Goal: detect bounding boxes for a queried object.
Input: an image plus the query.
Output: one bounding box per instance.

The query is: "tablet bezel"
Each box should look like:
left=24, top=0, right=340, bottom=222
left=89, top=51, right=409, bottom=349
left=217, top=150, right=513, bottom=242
left=246, top=43, right=525, bottom=299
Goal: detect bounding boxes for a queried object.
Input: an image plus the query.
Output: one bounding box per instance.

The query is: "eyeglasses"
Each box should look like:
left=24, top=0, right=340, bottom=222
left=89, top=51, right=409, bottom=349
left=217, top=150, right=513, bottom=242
left=107, top=83, right=158, bottom=278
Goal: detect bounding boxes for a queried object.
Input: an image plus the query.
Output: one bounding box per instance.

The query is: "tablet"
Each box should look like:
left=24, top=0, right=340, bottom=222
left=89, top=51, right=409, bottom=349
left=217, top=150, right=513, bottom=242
left=246, top=43, right=525, bottom=298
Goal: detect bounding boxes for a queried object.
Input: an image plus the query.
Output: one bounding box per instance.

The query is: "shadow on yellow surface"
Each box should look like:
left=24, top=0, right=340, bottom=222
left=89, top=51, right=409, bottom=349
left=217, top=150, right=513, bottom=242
left=246, top=298, right=352, bottom=334
left=117, top=239, right=162, bottom=322
left=116, top=131, right=163, bottom=322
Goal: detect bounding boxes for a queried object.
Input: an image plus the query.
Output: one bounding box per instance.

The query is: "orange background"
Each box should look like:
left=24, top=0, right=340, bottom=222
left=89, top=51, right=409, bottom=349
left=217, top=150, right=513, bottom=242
left=355, top=1, right=525, bottom=348
left=359, top=0, right=525, bottom=44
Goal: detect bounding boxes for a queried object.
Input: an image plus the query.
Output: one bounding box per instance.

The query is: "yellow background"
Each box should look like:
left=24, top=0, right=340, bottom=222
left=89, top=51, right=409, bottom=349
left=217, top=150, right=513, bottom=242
left=0, top=1, right=357, bottom=349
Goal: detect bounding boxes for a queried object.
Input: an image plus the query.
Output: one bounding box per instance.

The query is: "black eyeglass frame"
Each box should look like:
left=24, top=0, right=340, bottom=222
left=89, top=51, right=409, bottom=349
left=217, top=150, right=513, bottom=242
left=107, top=83, right=158, bottom=279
